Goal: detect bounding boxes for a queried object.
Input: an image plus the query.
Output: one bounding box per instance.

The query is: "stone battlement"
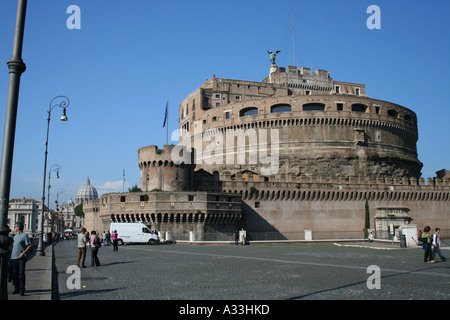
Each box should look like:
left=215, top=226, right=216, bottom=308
left=138, top=144, right=193, bottom=167
left=220, top=172, right=450, bottom=187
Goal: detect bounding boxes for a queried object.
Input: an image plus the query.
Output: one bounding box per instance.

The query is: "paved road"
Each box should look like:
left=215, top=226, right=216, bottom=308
left=53, top=240, right=449, bottom=300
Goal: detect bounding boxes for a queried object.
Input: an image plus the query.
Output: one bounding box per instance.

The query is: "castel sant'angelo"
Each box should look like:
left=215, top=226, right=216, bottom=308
left=84, top=52, right=449, bottom=241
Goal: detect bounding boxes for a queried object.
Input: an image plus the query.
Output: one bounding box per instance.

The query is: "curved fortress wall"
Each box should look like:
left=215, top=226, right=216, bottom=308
left=179, top=68, right=421, bottom=180
left=138, top=145, right=194, bottom=192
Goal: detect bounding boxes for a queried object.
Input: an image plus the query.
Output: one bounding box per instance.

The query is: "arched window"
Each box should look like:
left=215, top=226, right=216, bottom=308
left=240, top=107, right=258, bottom=117
left=271, top=104, right=292, bottom=113
left=303, top=103, right=325, bottom=111
left=351, top=104, right=367, bottom=112
left=404, top=114, right=412, bottom=121
left=387, top=109, right=398, bottom=117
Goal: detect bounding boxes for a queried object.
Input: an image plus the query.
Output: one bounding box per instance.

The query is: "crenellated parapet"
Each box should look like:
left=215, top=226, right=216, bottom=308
left=214, top=173, right=450, bottom=202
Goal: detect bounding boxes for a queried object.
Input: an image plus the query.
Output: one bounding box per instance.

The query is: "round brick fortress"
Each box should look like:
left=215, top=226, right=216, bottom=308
left=184, top=93, right=422, bottom=180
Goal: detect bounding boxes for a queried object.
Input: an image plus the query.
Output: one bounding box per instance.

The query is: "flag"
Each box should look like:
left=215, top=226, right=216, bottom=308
left=162, top=100, right=168, bottom=128
left=123, top=169, right=125, bottom=182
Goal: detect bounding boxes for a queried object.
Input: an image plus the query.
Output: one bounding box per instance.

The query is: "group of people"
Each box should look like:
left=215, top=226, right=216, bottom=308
left=76, top=228, right=119, bottom=268
left=420, top=226, right=446, bottom=263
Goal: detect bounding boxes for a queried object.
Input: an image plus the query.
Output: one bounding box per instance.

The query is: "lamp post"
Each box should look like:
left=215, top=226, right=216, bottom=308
left=56, top=188, right=64, bottom=233
left=46, top=164, right=60, bottom=235
left=0, top=0, right=28, bottom=300
left=36, top=96, right=69, bottom=256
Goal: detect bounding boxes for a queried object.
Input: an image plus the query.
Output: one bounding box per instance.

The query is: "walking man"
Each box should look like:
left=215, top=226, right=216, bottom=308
left=77, top=227, right=88, bottom=268
left=10, top=222, right=32, bottom=295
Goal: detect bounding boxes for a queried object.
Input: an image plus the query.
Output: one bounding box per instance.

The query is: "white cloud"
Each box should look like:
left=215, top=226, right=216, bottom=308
left=96, top=180, right=129, bottom=194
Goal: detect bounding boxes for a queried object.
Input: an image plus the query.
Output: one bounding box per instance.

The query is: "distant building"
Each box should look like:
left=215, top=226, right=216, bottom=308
left=59, top=198, right=82, bottom=232
left=75, top=177, right=98, bottom=205
left=8, top=198, right=46, bottom=236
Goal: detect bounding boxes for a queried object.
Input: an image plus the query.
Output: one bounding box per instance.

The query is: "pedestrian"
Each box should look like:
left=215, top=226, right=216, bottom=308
left=234, top=230, right=239, bottom=245
left=112, top=229, right=119, bottom=251
left=421, top=226, right=434, bottom=263
left=368, top=231, right=374, bottom=242
left=106, top=231, right=111, bottom=245
left=240, top=228, right=246, bottom=245
left=102, top=231, right=107, bottom=246
left=10, top=222, right=32, bottom=296
left=90, top=230, right=101, bottom=267
left=431, top=228, right=446, bottom=262
left=77, top=227, right=88, bottom=268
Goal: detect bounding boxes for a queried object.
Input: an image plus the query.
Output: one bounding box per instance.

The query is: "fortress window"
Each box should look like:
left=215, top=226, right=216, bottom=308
left=120, top=196, right=126, bottom=203
left=271, top=104, right=292, bottom=113
left=375, top=106, right=380, bottom=114
left=303, top=103, right=325, bottom=111
left=388, top=109, right=398, bottom=117
left=240, top=107, right=258, bottom=117
left=337, top=103, right=344, bottom=111
left=351, top=104, right=367, bottom=112
left=404, top=114, right=412, bottom=121
left=212, top=116, right=217, bottom=122
left=225, top=111, right=230, bottom=119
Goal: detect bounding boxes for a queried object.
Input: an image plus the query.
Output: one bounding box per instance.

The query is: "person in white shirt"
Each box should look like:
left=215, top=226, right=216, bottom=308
left=77, top=227, right=88, bottom=268
left=431, top=228, right=446, bottom=262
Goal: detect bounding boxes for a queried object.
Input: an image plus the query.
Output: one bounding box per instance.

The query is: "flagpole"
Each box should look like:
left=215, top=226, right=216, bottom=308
left=166, top=100, right=169, bottom=145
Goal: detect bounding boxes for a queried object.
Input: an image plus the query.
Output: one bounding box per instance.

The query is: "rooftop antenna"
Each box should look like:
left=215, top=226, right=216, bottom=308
left=291, top=4, right=296, bottom=66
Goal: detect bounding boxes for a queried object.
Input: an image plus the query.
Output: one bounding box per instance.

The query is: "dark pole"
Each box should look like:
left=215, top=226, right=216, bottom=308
left=0, top=0, right=28, bottom=300
left=36, top=96, right=69, bottom=256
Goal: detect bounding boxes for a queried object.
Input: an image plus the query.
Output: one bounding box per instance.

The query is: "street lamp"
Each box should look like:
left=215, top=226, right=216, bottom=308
left=46, top=164, right=60, bottom=236
left=36, top=96, right=70, bottom=256
left=0, top=0, right=28, bottom=300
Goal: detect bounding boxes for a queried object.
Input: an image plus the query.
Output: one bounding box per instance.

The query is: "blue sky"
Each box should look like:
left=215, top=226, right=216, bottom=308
left=1, top=0, right=449, bottom=208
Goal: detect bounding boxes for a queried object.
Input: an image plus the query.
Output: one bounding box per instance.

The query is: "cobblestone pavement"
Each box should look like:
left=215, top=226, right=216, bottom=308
left=54, top=240, right=450, bottom=300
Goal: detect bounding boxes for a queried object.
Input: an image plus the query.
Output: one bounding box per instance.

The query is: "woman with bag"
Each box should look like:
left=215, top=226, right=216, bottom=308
left=421, top=226, right=434, bottom=263
left=90, top=230, right=101, bottom=267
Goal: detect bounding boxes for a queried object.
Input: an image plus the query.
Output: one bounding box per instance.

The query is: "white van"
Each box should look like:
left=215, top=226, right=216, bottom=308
left=110, top=222, right=159, bottom=245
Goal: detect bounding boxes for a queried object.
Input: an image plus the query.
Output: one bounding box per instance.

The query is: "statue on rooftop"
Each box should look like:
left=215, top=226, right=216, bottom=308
left=267, top=50, right=281, bottom=67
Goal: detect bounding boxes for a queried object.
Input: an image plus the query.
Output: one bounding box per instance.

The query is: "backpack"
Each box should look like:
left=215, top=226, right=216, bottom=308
left=94, top=235, right=102, bottom=249
left=419, top=234, right=430, bottom=243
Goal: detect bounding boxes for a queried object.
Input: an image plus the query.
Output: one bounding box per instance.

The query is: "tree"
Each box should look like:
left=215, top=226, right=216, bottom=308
left=74, top=203, right=84, bottom=218
left=128, top=184, right=142, bottom=192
